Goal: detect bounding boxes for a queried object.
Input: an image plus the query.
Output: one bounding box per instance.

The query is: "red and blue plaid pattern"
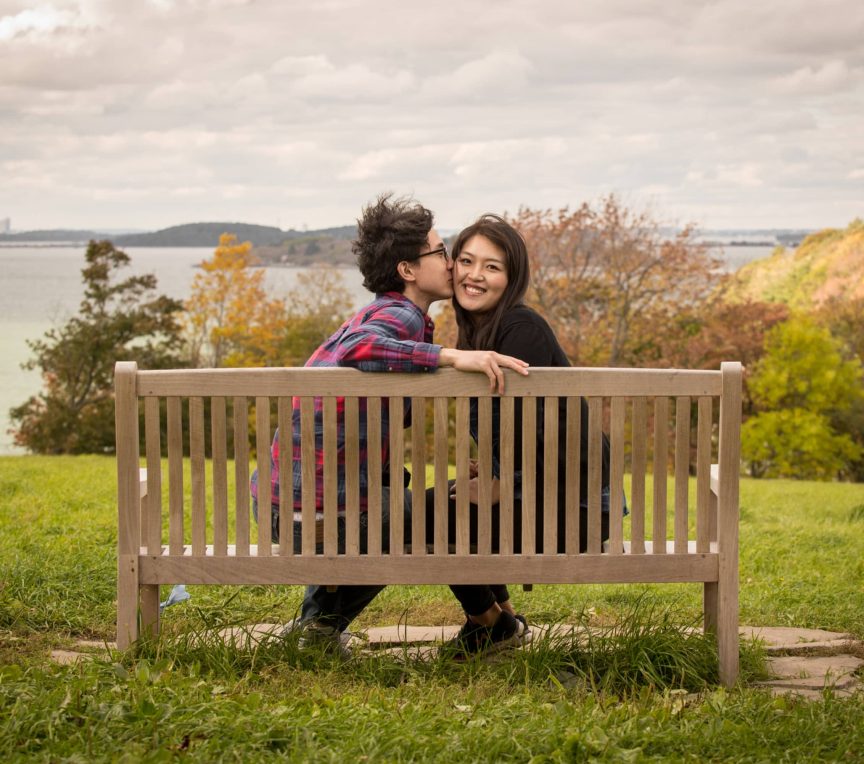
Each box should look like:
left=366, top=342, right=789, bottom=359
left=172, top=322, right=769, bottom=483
left=251, top=292, right=440, bottom=512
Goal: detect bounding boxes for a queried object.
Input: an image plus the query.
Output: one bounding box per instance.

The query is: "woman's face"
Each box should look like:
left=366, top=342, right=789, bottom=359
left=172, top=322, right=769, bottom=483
left=454, top=234, right=509, bottom=314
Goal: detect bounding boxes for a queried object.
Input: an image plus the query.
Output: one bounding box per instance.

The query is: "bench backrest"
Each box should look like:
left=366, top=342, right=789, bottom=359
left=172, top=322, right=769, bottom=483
left=115, top=363, right=741, bottom=563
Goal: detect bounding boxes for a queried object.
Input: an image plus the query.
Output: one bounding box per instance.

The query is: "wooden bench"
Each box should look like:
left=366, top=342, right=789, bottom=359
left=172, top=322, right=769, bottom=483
left=115, top=361, right=742, bottom=685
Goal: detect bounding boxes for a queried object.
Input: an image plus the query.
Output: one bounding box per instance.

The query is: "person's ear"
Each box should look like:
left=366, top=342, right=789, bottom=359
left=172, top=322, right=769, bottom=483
left=396, top=260, right=417, bottom=284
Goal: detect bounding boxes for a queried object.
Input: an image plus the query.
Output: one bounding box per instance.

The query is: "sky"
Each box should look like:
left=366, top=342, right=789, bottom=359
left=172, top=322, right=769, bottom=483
left=1, top=0, right=862, bottom=233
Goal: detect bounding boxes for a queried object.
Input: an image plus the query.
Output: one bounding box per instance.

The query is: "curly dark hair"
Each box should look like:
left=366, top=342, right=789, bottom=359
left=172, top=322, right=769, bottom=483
left=353, top=193, right=434, bottom=294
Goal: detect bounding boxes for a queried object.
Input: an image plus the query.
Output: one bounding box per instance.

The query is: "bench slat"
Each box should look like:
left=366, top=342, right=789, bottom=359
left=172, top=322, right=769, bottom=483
left=345, top=396, right=360, bottom=556
left=696, top=397, right=713, bottom=553
left=277, top=397, right=292, bottom=556
left=587, top=397, right=602, bottom=554
left=674, top=396, right=691, bottom=555
left=609, top=397, right=625, bottom=556
left=190, top=396, right=207, bottom=556
left=521, top=397, right=537, bottom=555
left=211, top=396, right=228, bottom=556
left=499, top=397, right=515, bottom=555
left=652, top=397, right=669, bottom=554
left=255, top=396, right=271, bottom=557
left=389, top=396, right=405, bottom=556
left=366, top=397, right=382, bottom=555
left=167, top=396, right=184, bottom=555
left=323, top=397, right=338, bottom=556
left=433, top=397, right=448, bottom=555
left=543, top=396, right=558, bottom=555
left=300, top=396, right=316, bottom=555
left=630, top=397, right=647, bottom=555
left=233, top=396, right=250, bottom=556
left=454, top=398, right=470, bottom=555
left=144, top=397, right=162, bottom=554
left=564, top=397, right=581, bottom=555
left=477, top=397, right=492, bottom=556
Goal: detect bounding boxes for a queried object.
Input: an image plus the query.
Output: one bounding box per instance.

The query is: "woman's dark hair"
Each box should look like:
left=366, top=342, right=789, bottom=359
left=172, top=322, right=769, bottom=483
left=353, top=193, right=434, bottom=294
left=452, top=214, right=530, bottom=350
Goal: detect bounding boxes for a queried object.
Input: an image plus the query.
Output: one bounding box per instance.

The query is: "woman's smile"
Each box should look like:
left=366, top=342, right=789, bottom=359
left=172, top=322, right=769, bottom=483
left=454, top=234, right=509, bottom=313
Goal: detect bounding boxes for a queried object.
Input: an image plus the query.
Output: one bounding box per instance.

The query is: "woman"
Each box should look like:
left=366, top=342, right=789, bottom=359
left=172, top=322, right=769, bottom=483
left=430, top=214, right=616, bottom=660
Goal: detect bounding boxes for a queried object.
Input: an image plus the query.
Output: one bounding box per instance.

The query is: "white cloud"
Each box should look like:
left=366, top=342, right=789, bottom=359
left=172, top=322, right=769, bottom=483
left=773, top=60, right=860, bottom=95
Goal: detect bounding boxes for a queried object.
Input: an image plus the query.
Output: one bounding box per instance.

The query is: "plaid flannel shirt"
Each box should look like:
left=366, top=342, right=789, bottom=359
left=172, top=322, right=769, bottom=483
left=251, top=292, right=440, bottom=515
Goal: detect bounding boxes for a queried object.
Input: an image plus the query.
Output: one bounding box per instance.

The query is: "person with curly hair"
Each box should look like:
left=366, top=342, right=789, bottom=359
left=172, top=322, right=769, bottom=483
left=251, top=194, right=529, bottom=656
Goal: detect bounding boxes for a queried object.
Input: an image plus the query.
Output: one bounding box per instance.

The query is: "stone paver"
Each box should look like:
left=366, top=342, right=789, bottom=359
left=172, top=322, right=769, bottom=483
left=47, top=622, right=864, bottom=700
left=740, top=626, right=855, bottom=654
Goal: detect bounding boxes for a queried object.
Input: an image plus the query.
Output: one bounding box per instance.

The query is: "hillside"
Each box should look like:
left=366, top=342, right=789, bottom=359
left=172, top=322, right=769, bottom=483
left=113, top=222, right=356, bottom=248
left=723, top=219, right=864, bottom=309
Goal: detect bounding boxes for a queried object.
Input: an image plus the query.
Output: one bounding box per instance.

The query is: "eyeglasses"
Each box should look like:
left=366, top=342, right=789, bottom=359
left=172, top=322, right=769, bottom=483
left=416, top=244, right=450, bottom=262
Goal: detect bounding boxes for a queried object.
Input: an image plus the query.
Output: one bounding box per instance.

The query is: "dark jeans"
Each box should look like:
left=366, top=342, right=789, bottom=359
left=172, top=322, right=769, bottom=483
left=253, top=487, right=412, bottom=632
left=425, top=484, right=614, bottom=616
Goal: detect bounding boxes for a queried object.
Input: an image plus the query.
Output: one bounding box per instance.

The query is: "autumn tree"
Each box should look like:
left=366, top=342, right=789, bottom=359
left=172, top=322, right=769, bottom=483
left=184, top=233, right=286, bottom=368
left=276, top=266, right=355, bottom=366
left=511, top=195, right=722, bottom=367
left=10, top=240, right=184, bottom=453
left=741, top=316, right=863, bottom=479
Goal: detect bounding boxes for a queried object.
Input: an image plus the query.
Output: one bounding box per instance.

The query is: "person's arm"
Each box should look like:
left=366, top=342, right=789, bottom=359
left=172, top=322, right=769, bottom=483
left=438, top=348, right=528, bottom=394
left=336, top=302, right=441, bottom=373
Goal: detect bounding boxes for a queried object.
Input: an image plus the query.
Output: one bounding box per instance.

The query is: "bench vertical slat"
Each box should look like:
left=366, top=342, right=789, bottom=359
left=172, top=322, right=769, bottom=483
left=190, top=397, right=206, bottom=557
left=115, top=362, right=141, bottom=650
left=167, top=396, right=184, bottom=555
left=609, top=397, right=626, bottom=555
left=277, top=398, right=292, bottom=556
left=477, top=397, right=493, bottom=556
left=587, top=397, right=602, bottom=554
left=345, top=397, right=360, bottom=556
left=389, top=397, right=405, bottom=556
left=323, top=397, right=338, bottom=556
left=696, top=397, right=713, bottom=554
left=300, top=397, right=316, bottom=555
left=521, top=398, right=537, bottom=555
left=255, top=397, right=272, bottom=557
left=565, top=397, right=581, bottom=555
left=211, top=397, right=228, bottom=556
left=674, top=396, right=691, bottom=554
left=233, top=396, right=250, bottom=556
left=543, top=397, right=558, bottom=554
left=455, top=398, right=470, bottom=555
left=630, top=397, right=647, bottom=555
left=433, top=397, right=449, bottom=555
left=499, top=397, right=515, bottom=555
left=144, top=397, right=162, bottom=554
left=411, top=398, right=427, bottom=555
left=717, top=362, right=742, bottom=687
left=652, top=397, right=669, bottom=554
left=367, top=397, right=382, bottom=555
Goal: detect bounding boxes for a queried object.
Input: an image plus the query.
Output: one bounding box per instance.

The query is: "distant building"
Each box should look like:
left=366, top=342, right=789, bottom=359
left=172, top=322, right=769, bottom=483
left=0, top=218, right=9, bottom=233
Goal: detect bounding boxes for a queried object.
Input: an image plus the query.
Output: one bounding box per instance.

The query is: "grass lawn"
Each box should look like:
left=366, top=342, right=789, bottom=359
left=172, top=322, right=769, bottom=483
left=1, top=455, right=863, bottom=761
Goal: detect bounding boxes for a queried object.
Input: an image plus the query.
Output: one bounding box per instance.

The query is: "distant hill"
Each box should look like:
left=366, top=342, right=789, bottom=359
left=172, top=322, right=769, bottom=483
left=723, top=219, right=864, bottom=309
left=0, top=229, right=103, bottom=243
left=0, top=222, right=358, bottom=250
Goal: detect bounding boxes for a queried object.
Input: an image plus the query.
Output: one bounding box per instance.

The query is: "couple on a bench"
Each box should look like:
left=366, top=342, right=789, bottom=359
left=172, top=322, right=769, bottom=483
left=250, top=193, right=613, bottom=660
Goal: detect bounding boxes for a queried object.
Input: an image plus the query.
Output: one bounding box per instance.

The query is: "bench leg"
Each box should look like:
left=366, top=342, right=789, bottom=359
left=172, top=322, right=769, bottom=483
left=716, top=577, right=739, bottom=688
left=140, top=585, right=160, bottom=641
left=117, top=554, right=139, bottom=651
left=703, top=581, right=718, bottom=635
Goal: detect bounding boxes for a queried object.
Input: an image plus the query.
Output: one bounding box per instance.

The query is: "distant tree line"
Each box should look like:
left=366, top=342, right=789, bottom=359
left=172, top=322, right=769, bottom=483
left=10, top=200, right=864, bottom=482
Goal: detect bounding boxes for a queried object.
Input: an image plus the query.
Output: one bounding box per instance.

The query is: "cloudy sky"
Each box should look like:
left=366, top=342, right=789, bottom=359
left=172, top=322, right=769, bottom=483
left=1, top=0, right=862, bottom=233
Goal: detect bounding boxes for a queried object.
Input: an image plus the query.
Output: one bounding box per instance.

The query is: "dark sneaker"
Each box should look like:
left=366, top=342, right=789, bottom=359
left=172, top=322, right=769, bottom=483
left=445, top=611, right=529, bottom=661
left=515, top=613, right=530, bottom=635
left=297, top=621, right=353, bottom=660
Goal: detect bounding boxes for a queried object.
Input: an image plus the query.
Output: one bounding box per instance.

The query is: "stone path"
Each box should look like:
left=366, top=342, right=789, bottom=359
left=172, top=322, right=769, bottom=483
left=49, top=624, right=863, bottom=699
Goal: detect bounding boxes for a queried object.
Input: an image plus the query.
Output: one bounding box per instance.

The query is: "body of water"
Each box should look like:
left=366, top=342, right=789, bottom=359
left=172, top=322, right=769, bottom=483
left=0, top=243, right=773, bottom=455
left=0, top=246, right=371, bottom=455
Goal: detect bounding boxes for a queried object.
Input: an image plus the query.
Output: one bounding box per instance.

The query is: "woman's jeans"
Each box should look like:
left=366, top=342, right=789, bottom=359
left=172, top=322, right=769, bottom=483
left=253, top=487, right=412, bottom=633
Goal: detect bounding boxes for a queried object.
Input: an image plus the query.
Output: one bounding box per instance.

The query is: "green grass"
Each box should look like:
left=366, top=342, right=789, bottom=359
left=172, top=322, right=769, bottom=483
left=1, top=456, right=863, bottom=761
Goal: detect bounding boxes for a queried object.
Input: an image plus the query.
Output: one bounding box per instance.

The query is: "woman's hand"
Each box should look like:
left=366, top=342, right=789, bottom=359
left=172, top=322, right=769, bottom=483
left=438, top=348, right=529, bottom=394
left=450, top=476, right=501, bottom=504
